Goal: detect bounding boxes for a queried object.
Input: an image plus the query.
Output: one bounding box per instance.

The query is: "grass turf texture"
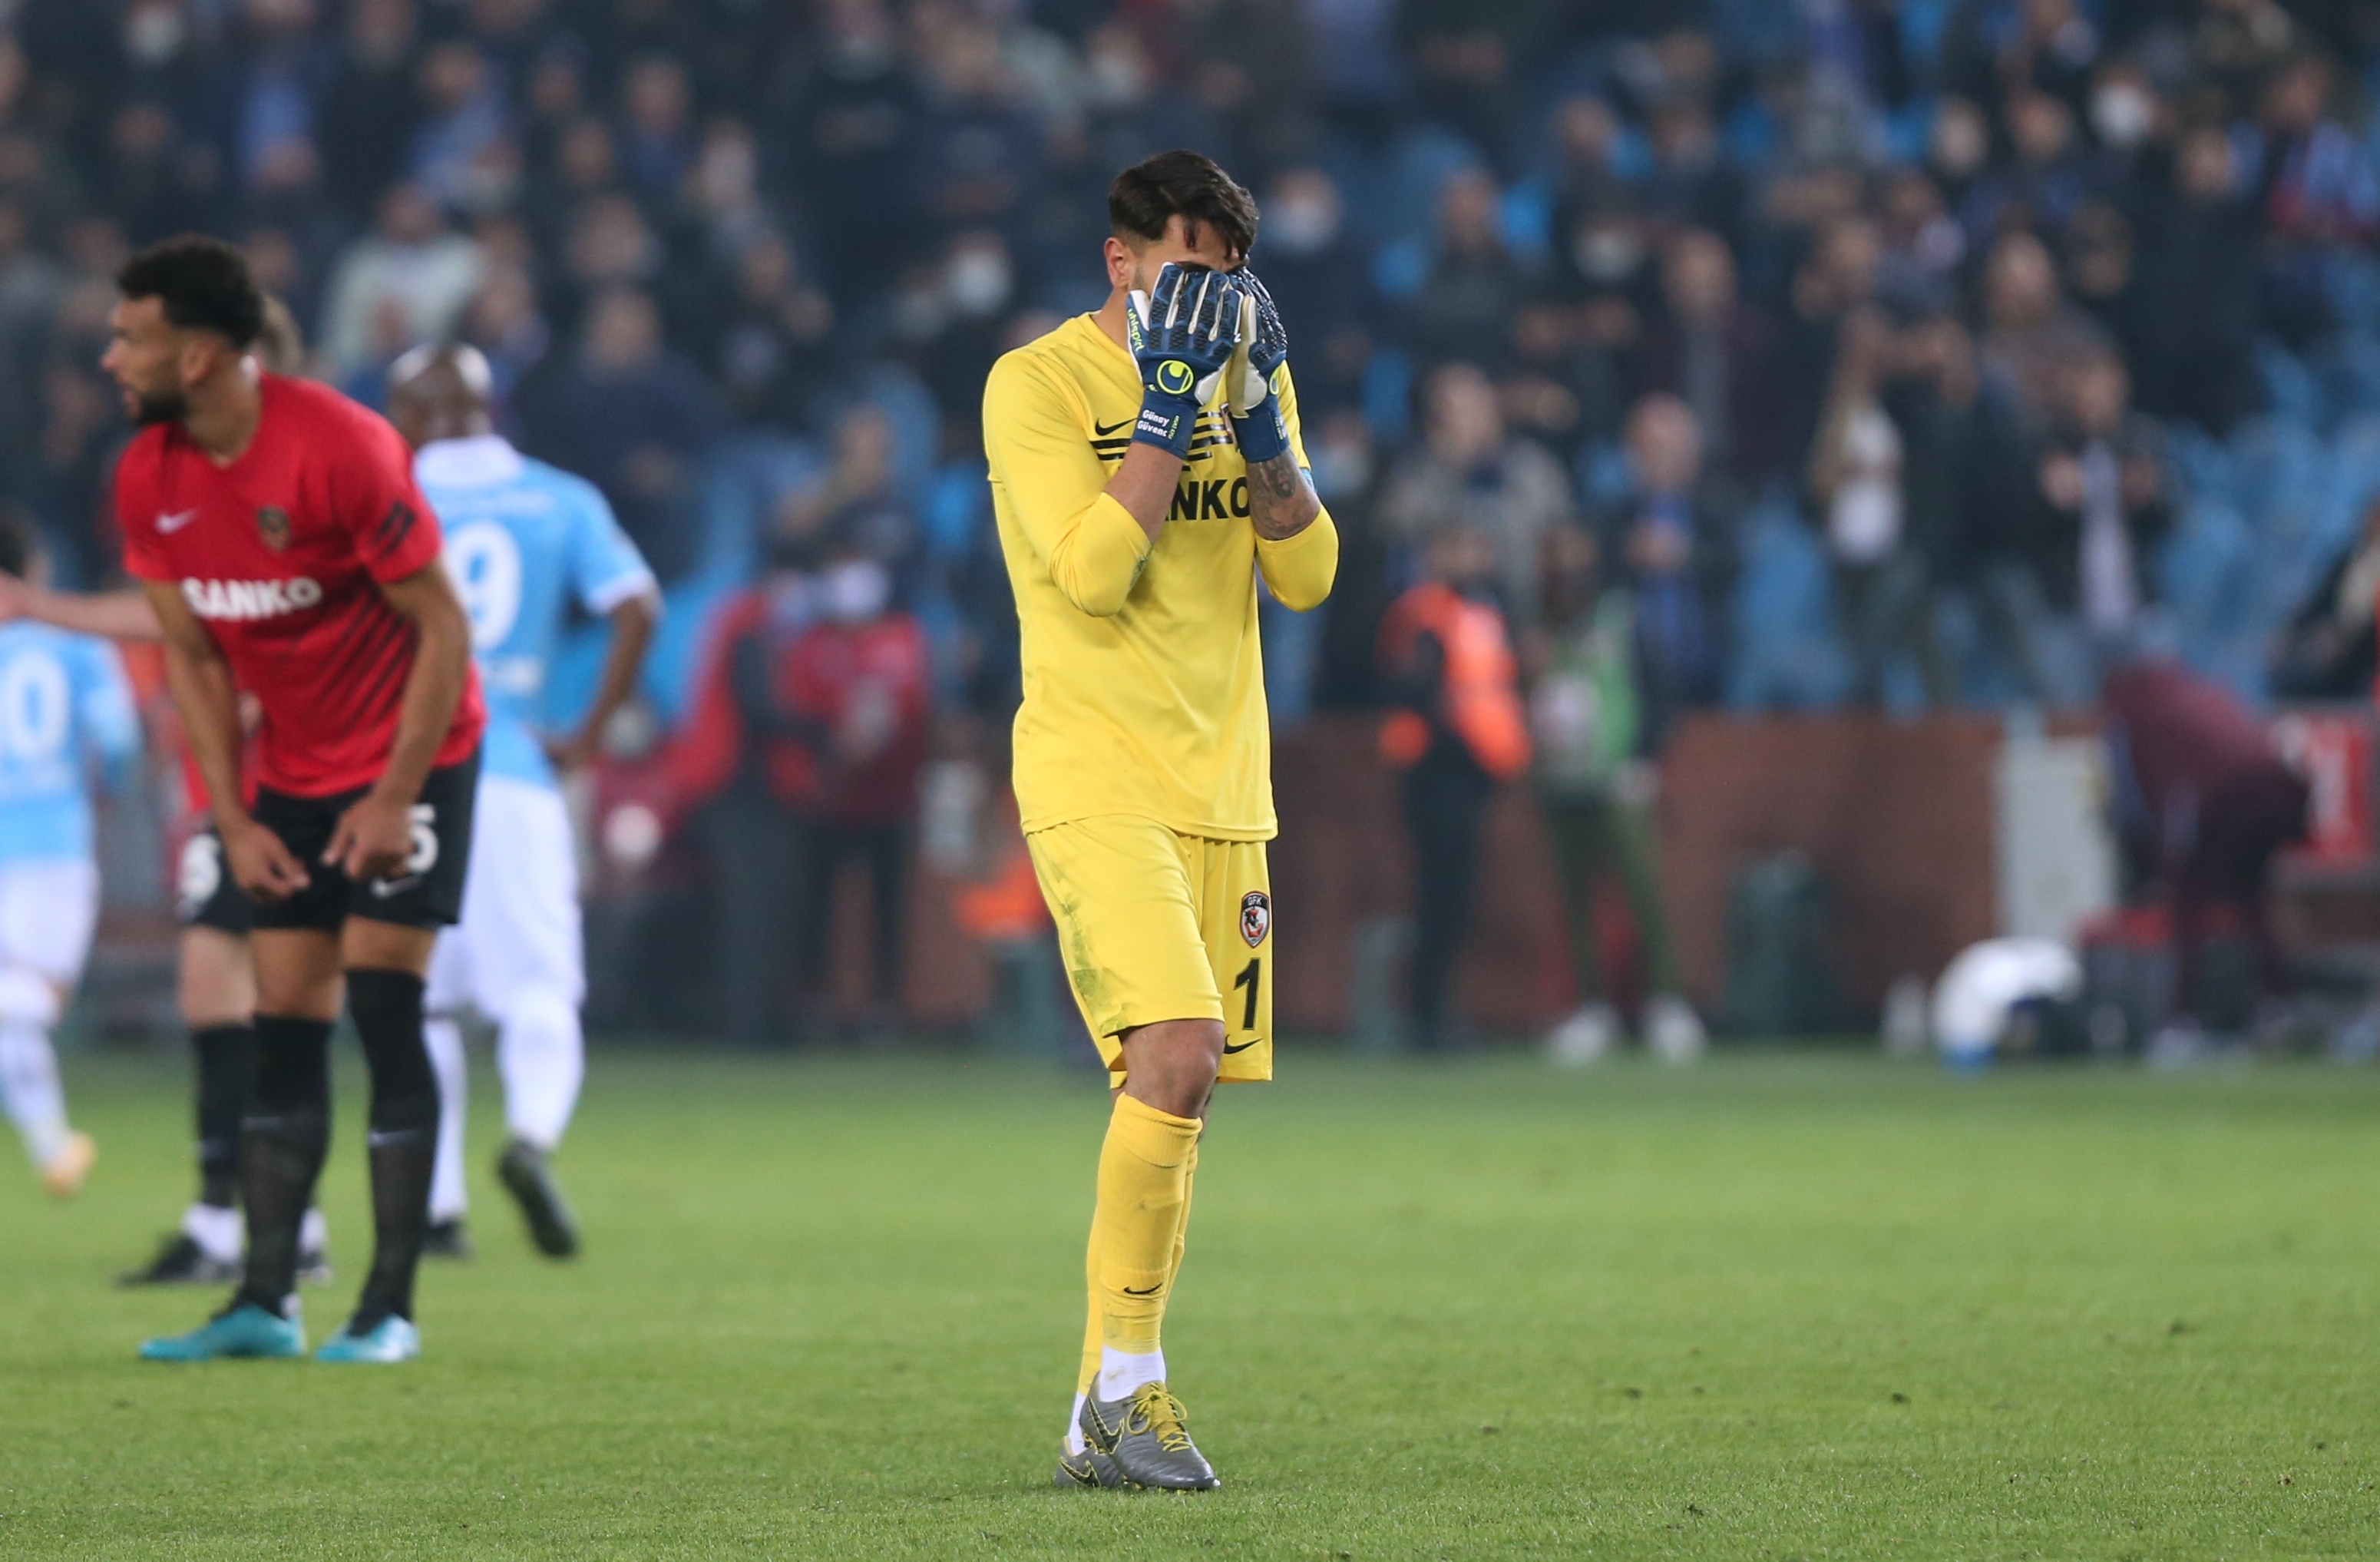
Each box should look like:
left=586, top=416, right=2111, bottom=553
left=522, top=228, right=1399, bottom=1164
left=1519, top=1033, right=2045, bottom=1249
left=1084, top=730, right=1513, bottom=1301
left=3, top=1051, right=2378, bottom=1559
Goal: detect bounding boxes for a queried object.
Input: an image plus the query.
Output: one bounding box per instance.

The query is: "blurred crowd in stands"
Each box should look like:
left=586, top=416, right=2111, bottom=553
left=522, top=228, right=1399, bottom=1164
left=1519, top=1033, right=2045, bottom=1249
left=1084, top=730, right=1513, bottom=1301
left=7, top=0, right=2380, bottom=1035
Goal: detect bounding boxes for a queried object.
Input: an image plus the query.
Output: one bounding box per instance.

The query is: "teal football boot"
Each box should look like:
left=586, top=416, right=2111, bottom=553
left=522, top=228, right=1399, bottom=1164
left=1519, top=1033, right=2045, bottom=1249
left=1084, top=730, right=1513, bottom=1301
left=138, top=1300, right=306, bottom=1362
left=315, top=1314, right=421, bottom=1364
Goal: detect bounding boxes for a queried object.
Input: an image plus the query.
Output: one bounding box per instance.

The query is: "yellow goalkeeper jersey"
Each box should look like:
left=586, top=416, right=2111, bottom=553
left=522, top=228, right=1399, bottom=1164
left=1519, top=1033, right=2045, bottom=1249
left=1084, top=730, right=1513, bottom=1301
left=984, top=312, right=1339, bottom=841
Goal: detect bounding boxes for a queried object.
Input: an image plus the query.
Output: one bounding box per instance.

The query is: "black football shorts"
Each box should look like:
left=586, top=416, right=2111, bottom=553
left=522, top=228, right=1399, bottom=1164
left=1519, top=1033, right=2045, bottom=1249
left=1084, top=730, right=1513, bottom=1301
left=247, top=749, right=480, bottom=933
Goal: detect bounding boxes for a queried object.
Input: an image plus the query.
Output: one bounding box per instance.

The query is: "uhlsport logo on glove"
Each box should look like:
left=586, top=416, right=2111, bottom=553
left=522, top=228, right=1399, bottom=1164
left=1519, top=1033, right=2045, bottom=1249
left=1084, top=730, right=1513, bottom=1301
left=1155, top=359, right=1195, bottom=396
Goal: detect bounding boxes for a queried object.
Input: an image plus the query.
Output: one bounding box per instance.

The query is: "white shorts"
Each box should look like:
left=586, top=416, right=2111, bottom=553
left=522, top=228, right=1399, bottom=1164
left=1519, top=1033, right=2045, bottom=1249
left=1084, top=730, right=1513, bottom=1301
left=0, top=858, right=98, bottom=994
left=425, top=776, right=583, bottom=1019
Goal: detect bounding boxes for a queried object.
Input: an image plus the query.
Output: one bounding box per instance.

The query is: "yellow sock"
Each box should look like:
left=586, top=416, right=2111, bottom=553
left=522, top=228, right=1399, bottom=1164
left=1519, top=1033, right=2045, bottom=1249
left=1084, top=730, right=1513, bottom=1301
left=1089, top=1092, right=1201, bottom=1356
left=1168, top=1133, right=1200, bottom=1291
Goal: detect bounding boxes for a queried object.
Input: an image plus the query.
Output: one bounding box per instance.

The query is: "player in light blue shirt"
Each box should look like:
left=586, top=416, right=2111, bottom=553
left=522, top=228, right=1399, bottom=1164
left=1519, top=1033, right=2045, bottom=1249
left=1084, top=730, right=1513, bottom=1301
left=0, top=512, right=142, bottom=1195
left=392, top=346, right=659, bottom=1258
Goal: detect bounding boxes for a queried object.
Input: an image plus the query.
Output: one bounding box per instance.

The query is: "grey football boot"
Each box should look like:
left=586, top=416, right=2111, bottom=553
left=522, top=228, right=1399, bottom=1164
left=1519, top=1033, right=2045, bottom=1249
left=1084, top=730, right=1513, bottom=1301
left=1076, top=1381, right=1221, bottom=1491
left=1053, top=1442, right=1127, bottom=1488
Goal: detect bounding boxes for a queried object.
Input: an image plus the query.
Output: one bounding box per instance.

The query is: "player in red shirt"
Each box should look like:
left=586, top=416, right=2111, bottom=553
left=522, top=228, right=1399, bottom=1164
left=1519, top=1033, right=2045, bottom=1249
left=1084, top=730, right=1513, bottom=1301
left=107, top=237, right=484, bottom=1365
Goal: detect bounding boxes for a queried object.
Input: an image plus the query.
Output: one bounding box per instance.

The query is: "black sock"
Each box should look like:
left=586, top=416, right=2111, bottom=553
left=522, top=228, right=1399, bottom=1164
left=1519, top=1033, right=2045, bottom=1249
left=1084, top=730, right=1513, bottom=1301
left=193, top=1022, right=255, bottom=1209
left=234, top=1015, right=333, bottom=1312
left=349, top=968, right=438, bottom=1326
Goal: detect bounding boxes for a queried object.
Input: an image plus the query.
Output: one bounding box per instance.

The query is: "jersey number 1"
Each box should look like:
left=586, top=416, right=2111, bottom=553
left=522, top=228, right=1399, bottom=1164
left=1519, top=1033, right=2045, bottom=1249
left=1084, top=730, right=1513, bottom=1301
left=1232, top=957, right=1261, bottom=1031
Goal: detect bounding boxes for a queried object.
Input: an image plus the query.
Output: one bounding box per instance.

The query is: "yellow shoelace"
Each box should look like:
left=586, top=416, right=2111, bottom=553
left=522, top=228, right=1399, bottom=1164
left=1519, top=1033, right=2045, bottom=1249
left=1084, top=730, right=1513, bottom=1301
left=1126, top=1384, right=1195, bottom=1453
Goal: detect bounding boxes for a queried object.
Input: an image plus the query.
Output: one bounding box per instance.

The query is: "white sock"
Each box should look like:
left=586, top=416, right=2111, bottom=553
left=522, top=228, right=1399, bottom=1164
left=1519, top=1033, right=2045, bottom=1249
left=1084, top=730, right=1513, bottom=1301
left=300, top=1206, right=328, bottom=1256
left=182, top=1201, right=243, bottom=1263
left=1063, top=1393, right=1088, bottom=1456
left=1096, top=1346, right=1166, bottom=1401
left=497, top=988, right=583, bottom=1151
left=425, top=1014, right=469, bottom=1222
left=0, top=1017, right=68, bottom=1168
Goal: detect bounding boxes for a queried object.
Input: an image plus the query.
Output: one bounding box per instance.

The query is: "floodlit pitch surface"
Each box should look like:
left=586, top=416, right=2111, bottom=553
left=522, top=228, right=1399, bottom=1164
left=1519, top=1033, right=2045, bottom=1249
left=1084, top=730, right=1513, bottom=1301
left=4, top=1049, right=2378, bottom=1559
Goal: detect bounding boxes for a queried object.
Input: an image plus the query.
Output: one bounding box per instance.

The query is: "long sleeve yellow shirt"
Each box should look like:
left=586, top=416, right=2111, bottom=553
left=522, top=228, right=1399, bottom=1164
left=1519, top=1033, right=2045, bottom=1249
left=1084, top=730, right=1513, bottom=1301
left=983, top=313, right=1338, bottom=840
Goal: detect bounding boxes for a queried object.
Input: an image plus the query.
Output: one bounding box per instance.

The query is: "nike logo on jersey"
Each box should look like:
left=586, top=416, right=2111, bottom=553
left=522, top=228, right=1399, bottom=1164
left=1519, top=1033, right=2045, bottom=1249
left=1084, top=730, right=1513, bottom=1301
left=157, top=508, right=201, bottom=533
left=1092, top=417, right=1134, bottom=436
left=1222, top=1038, right=1261, bottom=1054
left=180, top=577, right=326, bottom=620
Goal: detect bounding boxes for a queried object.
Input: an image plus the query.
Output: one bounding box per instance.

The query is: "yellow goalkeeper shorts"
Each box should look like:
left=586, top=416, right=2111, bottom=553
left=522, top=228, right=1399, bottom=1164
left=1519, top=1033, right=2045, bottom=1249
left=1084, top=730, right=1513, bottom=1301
left=1025, top=816, right=1274, bottom=1084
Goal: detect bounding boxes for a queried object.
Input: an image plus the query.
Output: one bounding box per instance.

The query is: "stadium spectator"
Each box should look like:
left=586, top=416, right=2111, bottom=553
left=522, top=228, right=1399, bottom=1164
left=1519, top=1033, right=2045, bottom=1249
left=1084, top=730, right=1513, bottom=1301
left=669, top=537, right=828, bottom=1048
left=1592, top=395, right=1735, bottom=750
left=2124, top=125, right=2264, bottom=434
left=1379, top=362, right=1572, bottom=631
left=1530, top=525, right=1701, bottom=1067
left=1977, top=229, right=2109, bottom=425
left=1403, top=168, right=1529, bottom=374
left=788, top=541, right=931, bottom=1034
left=1249, top=167, right=1375, bottom=420
left=1632, top=227, right=1780, bottom=485
left=1808, top=306, right=1952, bottom=708
left=2005, top=351, right=2170, bottom=706
left=315, top=0, right=421, bottom=222
left=316, top=184, right=484, bottom=380
left=1378, top=525, right=1530, bottom=1051
left=517, top=286, right=717, bottom=582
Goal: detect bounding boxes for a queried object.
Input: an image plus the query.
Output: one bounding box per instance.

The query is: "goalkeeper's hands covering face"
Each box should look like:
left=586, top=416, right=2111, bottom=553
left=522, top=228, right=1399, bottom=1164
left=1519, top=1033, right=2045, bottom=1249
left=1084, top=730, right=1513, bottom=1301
left=1126, top=263, right=1245, bottom=460
left=1223, top=268, right=1291, bottom=464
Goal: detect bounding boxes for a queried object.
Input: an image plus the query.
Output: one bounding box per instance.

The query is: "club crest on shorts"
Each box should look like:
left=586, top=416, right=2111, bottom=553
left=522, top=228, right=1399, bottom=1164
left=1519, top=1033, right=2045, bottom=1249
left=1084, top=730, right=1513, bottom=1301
left=1239, top=890, right=1271, bottom=948
left=256, top=505, right=292, bottom=551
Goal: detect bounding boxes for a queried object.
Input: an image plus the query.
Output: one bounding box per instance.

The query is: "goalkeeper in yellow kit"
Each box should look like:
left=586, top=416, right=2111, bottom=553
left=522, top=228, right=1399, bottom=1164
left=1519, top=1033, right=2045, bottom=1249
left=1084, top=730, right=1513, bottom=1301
left=983, top=150, right=1337, bottom=1491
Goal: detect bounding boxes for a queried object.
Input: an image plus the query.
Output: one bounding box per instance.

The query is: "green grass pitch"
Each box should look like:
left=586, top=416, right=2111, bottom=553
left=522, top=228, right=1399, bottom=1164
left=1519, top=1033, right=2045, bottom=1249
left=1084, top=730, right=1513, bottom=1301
left=4, top=1047, right=2380, bottom=1559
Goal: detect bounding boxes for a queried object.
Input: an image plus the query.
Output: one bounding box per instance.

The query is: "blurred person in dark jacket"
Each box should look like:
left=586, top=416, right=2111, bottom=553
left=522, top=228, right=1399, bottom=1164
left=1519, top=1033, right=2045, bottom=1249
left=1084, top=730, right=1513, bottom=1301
left=1591, top=395, right=1737, bottom=750
left=2124, top=124, right=2264, bottom=435
left=1631, top=227, right=1780, bottom=485
left=2103, top=657, right=2309, bottom=1056
left=1377, top=525, right=1531, bottom=1051
left=1999, top=349, right=2170, bottom=705
left=518, top=286, right=719, bottom=582
left=1777, top=215, right=1880, bottom=475
left=1248, top=167, right=1377, bottom=419
left=1403, top=168, right=1532, bottom=372
left=669, top=535, right=828, bottom=1047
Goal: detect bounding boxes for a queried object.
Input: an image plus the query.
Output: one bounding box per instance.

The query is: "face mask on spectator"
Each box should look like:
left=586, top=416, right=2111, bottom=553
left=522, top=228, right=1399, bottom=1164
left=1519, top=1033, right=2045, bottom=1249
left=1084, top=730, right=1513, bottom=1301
left=1266, top=198, right=1338, bottom=256
left=946, top=249, right=1013, bottom=317
left=1573, top=224, right=1641, bottom=286
left=1087, top=45, right=1147, bottom=110
left=125, top=2, right=187, bottom=67
left=823, top=559, right=891, bottom=624
left=2091, top=84, right=2154, bottom=151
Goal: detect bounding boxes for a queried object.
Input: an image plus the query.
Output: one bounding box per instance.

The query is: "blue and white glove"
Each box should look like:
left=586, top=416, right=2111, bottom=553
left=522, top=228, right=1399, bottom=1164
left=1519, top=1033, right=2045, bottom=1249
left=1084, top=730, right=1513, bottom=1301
left=1224, top=268, right=1291, bottom=464
left=1126, top=263, right=1244, bottom=459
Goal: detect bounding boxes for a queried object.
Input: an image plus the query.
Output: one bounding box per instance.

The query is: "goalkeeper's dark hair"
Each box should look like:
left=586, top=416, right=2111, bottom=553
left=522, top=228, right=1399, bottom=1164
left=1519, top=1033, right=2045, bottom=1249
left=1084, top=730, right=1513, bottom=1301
left=116, top=234, right=267, bottom=348
left=1109, top=151, right=1258, bottom=260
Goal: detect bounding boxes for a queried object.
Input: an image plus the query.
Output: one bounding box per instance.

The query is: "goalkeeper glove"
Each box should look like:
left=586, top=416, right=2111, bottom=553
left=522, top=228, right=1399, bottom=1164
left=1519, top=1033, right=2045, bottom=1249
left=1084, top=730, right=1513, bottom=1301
left=1224, top=268, right=1291, bottom=464
left=1126, top=263, right=1243, bottom=460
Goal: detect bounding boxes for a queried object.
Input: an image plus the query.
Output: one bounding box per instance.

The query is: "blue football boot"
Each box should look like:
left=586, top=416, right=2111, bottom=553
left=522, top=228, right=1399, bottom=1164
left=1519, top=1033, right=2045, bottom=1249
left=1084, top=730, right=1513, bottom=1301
left=138, top=1299, right=306, bottom=1362
left=314, top=1314, right=421, bottom=1364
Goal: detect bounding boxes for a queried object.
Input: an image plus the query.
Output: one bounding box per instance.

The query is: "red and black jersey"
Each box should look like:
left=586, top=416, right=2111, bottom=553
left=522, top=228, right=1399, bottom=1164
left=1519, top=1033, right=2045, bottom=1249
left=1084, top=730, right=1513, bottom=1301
left=114, top=373, right=484, bottom=798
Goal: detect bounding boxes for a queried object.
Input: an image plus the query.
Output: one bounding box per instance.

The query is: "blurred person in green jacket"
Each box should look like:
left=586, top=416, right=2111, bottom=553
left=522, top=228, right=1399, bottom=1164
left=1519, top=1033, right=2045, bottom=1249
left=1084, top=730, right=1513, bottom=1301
left=1530, top=525, right=1704, bottom=1066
